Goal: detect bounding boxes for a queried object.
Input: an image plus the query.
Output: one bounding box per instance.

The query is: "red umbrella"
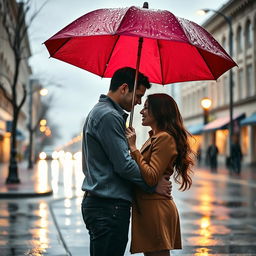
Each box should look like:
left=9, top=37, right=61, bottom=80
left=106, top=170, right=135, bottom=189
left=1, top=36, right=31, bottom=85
left=44, top=2, right=236, bottom=124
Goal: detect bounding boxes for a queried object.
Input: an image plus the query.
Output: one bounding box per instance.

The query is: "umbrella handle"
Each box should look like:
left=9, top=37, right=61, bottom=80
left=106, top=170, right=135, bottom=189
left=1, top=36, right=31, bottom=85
left=129, top=2, right=148, bottom=127
left=143, top=2, right=148, bottom=8
left=129, top=37, right=143, bottom=127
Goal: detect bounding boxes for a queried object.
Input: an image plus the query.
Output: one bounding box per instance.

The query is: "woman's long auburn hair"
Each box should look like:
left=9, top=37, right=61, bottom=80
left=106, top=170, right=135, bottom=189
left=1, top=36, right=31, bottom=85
left=147, top=93, right=194, bottom=191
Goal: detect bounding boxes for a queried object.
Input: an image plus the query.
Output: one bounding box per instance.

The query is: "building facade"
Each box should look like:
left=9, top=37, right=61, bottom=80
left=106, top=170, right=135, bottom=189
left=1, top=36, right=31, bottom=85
left=0, top=0, right=34, bottom=162
left=181, top=0, right=256, bottom=165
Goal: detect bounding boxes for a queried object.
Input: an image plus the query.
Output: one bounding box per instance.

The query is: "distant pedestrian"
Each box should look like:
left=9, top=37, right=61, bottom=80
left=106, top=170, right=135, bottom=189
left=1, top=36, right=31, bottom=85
left=230, top=135, right=243, bottom=175
left=197, top=145, right=202, bottom=165
left=207, top=142, right=218, bottom=172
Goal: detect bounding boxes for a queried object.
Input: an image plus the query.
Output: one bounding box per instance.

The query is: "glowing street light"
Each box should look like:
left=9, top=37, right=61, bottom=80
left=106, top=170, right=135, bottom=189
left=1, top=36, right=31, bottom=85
left=40, top=126, right=47, bottom=133
left=39, top=88, right=48, bottom=96
left=40, top=119, right=47, bottom=126
left=201, top=97, right=212, bottom=110
left=201, top=97, right=212, bottom=124
left=39, top=152, right=47, bottom=160
left=45, top=127, right=52, bottom=137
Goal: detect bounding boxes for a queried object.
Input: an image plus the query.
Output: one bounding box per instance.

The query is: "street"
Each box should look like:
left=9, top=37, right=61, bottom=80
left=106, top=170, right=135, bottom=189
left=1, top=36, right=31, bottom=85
left=0, top=158, right=256, bottom=256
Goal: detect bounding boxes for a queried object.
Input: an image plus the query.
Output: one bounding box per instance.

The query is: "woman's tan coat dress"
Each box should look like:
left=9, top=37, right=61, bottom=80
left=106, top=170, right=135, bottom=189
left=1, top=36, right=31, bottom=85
left=130, top=131, right=182, bottom=254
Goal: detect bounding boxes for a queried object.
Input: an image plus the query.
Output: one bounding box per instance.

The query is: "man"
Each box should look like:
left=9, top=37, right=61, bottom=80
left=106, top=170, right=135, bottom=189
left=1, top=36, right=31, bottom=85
left=206, top=140, right=218, bottom=173
left=230, top=134, right=243, bottom=175
left=81, top=67, right=171, bottom=256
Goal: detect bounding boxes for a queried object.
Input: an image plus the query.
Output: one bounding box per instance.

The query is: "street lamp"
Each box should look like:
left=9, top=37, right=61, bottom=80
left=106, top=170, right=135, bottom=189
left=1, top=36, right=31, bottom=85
left=28, top=79, right=48, bottom=169
left=198, top=8, right=234, bottom=155
left=201, top=97, right=212, bottom=124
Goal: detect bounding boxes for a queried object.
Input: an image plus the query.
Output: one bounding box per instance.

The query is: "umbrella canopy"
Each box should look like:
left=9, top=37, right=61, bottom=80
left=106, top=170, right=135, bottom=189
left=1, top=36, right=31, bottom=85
left=44, top=5, right=236, bottom=85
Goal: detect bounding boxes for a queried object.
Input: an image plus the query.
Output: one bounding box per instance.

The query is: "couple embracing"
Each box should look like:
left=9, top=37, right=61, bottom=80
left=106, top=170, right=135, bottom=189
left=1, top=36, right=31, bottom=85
left=81, top=67, right=194, bottom=256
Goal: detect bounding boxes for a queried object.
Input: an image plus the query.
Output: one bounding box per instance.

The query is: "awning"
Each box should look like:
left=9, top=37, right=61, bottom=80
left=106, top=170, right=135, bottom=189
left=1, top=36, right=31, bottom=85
left=203, top=113, right=245, bottom=132
left=187, top=123, right=204, bottom=135
left=240, top=113, right=256, bottom=126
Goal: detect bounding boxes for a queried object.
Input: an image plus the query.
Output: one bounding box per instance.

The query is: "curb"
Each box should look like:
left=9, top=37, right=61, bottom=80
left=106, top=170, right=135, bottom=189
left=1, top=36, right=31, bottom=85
left=0, top=189, right=53, bottom=199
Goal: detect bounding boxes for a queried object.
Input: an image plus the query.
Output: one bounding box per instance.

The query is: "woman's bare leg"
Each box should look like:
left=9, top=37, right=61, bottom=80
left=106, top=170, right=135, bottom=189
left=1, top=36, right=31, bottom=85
left=144, top=250, right=170, bottom=256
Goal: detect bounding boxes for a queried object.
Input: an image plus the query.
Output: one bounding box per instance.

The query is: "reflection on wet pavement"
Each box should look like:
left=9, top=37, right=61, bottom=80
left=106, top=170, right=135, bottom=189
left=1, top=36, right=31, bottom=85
left=1, top=159, right=256, bottom=255
left=170, top=173, right=256, bottom=255
left=37, top=161, right=49, bottom=193
left=0, top=200, right=66, bottom=256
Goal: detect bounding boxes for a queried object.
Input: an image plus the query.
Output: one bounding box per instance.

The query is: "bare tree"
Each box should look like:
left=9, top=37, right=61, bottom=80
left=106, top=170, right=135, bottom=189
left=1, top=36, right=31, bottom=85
left=0, top=0, right=47, bottom=183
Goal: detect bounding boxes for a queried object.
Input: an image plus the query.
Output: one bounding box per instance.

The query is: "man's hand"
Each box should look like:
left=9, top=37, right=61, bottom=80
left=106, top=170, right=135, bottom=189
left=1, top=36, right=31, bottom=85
left=156, top=175, right=172, bottom=199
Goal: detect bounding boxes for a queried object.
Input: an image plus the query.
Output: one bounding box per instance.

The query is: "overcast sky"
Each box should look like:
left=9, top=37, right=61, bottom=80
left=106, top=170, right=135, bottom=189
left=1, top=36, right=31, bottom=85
left=28, top=0, right=228, bottom=147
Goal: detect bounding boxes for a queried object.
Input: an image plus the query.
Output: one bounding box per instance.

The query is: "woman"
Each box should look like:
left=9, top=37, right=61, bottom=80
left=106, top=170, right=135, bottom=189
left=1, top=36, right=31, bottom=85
left=126, top=93, right=194, bottom=256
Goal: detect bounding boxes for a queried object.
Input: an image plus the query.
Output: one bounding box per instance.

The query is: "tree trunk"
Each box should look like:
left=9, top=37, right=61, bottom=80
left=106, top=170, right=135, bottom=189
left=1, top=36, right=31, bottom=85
left=6, top=110, right=20, bottom=184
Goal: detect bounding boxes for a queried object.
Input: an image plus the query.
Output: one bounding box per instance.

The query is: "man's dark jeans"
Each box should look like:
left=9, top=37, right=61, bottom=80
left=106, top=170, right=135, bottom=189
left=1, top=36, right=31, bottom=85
left=81, top=194, right=131, bottom=256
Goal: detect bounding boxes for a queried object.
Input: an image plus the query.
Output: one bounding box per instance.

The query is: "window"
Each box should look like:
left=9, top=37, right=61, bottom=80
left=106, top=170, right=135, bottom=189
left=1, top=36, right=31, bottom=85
left=246, top=64, right=253, bottom=96
left=237, top=26, right=243, bottom=53
left=245, top=20, right=252, bottom=48
left=238, top=69, right=243, bottom=100
left=216, top=130, right=228, bottom=155
left=241, top=126, right=248, bottom=155
left=222, top=36, right=226, bottom=51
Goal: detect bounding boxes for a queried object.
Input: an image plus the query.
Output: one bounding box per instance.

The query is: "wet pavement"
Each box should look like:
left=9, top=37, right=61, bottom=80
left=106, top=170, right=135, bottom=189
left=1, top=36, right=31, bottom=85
left=0, top=161, right=52, bottom=198
left=0, top=159, right=256, bottom=255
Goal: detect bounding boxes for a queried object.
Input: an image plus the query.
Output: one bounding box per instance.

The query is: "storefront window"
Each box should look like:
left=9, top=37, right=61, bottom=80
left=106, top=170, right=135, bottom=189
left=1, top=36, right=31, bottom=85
left=216, top=129, right=228, bottom=155
left=241, top=126, right=248, bottom=155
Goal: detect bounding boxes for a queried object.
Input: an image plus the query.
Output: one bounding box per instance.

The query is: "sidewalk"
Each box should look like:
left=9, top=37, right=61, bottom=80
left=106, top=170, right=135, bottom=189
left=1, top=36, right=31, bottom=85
left=0, top=161, right=53, bottom=198
left=0, top=160, right=254, bottom=198
left=195, top=163, right=256, bottom=187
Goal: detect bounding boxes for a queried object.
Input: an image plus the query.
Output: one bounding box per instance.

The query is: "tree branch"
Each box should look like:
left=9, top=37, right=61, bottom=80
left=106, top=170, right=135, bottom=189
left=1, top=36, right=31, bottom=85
left=20, top=0, right=49, bottom=43
left=0, top=83, right=12, bottom=104
left=27, top=0, right=49, bottom=25
left=0, top=73, right=13, bottom=88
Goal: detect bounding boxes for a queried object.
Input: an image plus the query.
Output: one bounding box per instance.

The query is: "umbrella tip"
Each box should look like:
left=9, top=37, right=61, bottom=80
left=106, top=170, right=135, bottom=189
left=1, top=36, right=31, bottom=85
left=143, top=2, right=149, bottom=8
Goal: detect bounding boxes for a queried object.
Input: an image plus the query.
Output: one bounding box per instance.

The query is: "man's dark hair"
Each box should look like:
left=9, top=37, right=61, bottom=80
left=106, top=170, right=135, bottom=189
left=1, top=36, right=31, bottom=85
left=109, top=67, right=151, bottom=92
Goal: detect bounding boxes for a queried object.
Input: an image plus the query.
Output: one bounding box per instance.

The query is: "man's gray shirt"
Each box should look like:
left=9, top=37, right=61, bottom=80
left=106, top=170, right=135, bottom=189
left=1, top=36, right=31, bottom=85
left=81, top=94, right=153, bottom=202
